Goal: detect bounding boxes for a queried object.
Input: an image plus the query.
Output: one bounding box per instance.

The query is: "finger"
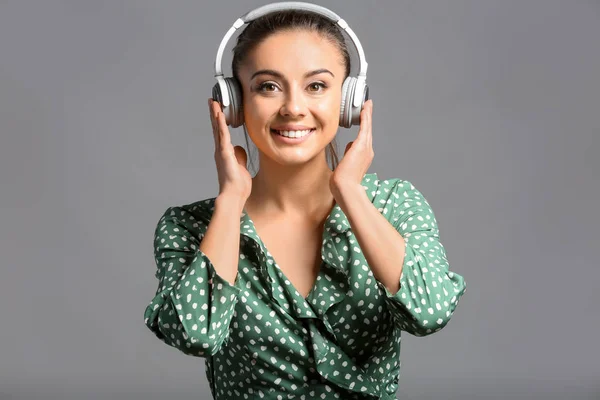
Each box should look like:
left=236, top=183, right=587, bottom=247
left=367, top=99, right=373, bottom=149
left=215, top=104, right=232, bottom=152
left=212, top=100, right=229, bottom=152
left=209, top=99, right=220, bottom=150
left=357, top=105, right=369, bottom=146
left=209, top=98, right=217, bottom=129
left=209, top=98, right=218, bottom=135
left=360, top=99, right=372, bottom=149
left=211, top=100, right=228, bottom=154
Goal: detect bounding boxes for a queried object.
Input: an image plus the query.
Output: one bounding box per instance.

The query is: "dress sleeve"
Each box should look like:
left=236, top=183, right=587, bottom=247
left=143, top=206, right=243, bottom=357
left=376, top=180, right=467, bottom=336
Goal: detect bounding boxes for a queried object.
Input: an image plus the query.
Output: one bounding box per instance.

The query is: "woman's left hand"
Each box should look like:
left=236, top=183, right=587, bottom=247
left=330, top=99, right=374, bottom=193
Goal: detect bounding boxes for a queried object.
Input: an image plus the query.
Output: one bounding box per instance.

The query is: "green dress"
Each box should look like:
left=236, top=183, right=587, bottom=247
left=144, top=172, right=467, bottom=399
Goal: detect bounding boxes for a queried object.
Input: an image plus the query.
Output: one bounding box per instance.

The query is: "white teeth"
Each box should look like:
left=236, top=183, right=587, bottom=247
left=275, top=129, right=312, bottom=138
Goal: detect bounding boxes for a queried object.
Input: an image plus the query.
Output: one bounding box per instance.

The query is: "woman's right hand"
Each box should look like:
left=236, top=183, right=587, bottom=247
left=208, top=98, right=252, bottom=202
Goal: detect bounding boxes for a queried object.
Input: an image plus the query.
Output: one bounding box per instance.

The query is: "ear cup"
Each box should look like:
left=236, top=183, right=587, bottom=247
left=340, top=76, right=369, bottom=128
left=211, top=77, right=244, bottom=128
left=339, top=76, right=355, bottom=128
left=226, top=77, right=244, bottom=128
left=350, top=82, right=369, bottom=126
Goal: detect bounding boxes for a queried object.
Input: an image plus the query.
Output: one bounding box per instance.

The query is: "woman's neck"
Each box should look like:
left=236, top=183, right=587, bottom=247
left=245, top=155, right=335, bottom=222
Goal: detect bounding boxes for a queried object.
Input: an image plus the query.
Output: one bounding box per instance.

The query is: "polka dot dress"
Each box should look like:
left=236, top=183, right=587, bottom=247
left=144, top=172, right=467, bottom=399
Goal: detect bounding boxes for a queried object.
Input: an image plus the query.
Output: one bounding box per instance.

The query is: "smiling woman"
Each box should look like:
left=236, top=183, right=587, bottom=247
left=238, top=29, right=344, bottom=165
left=143, top=3, right=466, bottom=400
left=228, top=6, right=359, bottom=176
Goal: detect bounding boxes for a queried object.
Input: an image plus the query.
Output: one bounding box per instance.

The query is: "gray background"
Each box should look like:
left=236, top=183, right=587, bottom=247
left=1, top=0, right=598, bottom=399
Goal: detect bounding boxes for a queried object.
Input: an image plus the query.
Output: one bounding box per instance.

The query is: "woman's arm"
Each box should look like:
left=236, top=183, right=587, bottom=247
left=143, top=195, right=245, bottom=356
left=336, top=178, right=467, bottom=337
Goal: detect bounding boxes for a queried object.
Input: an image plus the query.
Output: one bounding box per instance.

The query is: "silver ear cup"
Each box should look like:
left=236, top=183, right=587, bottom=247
left=340, top=76, right=369, bottom=128
left=226, top=77, right=244, bottom=128
left=211, top=77, right=244, bottom=128
left=339, top=76, right=355, bottom=128
left=350, top=83, right=369, bottom=126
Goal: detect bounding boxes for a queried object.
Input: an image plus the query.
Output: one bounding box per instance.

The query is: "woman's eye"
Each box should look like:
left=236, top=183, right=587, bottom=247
left=257, top=82, right=327, bottom=93
left=258, top=82, right=278, bottom=92
left=308, top=82, right=327, bottom=92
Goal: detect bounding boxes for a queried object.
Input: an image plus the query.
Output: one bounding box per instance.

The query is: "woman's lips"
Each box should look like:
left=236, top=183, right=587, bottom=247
left=270, top=128, right=315, bottom=144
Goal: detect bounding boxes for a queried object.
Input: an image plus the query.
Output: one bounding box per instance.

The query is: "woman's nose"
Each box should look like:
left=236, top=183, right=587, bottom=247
left=279, top=86, right=307, bottom=117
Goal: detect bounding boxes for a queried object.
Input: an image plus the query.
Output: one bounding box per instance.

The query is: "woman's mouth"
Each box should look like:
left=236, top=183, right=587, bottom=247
left=271, top=128, right=316, bottom=144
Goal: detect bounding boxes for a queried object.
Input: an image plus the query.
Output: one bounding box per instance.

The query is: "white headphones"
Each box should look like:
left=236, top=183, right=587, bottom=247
left=211, top=1, right=369, bottom=129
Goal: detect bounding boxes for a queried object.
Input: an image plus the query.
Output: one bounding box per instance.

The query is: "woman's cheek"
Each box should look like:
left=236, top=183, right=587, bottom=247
left=315, top=97, right=338, bottom=119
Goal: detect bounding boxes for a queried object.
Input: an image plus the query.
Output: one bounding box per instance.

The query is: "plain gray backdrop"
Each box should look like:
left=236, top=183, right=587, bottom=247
left=1, top=0, right=598, bottom=399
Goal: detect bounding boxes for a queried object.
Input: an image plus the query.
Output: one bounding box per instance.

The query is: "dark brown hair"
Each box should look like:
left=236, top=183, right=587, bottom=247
left=231, top=9, right=352, bottom=175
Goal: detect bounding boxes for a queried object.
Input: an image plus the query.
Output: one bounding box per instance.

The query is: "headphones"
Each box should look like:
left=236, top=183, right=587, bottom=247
left=211, top=1, right=369, bottom=129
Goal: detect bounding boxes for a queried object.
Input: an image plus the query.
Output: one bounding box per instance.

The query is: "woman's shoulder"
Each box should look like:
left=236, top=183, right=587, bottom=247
left=362, top=172, right=416, bottom=202
left=154, top=196, right=219, bottom=236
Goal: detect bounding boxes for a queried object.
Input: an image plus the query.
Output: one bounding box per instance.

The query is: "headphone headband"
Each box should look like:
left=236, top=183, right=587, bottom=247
left=213, top=1, right=368, bottom=97
left=242, top=2, right=341, bottom=22
left=211, top=1, right=369, bottom=128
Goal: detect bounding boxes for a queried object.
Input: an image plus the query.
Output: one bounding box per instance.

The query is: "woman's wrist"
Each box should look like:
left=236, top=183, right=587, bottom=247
left=215, top=192, right=247, bottom=214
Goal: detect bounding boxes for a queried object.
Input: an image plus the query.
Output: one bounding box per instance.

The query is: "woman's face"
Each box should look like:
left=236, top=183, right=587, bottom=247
left=237, top=29, right=347, bottom=166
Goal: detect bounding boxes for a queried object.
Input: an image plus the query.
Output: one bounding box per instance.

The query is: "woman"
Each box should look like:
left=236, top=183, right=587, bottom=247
left=144, top=5, right=467, bottom=399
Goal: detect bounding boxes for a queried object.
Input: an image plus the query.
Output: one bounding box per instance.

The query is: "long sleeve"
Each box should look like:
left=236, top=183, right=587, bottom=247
left=376, top=180, right=467, bottom=336
left=143, top=206, right=243, bottom=357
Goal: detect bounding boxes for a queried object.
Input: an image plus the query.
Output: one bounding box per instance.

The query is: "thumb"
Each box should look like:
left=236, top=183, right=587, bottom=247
left=233, top=145, right=248, bottom=169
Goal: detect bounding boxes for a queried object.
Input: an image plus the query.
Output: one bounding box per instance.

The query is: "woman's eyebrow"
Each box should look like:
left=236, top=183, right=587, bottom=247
left=250, top=68, right=334, bottom=81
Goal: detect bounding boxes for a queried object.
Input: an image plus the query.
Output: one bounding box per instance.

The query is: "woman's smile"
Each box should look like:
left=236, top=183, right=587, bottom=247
left=271, top=128, right=316, bottom=144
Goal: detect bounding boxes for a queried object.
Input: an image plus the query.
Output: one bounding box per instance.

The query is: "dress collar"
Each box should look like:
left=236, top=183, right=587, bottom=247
left=205, top=172, right=379, bottom=317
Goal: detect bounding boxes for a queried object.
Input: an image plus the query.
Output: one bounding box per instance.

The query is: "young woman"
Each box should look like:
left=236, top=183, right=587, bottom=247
left=144, top=4, right=466, bottom=399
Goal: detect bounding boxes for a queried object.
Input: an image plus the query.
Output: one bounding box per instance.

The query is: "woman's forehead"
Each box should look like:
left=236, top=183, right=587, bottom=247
left=243, top=31, right=344, bottom=77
